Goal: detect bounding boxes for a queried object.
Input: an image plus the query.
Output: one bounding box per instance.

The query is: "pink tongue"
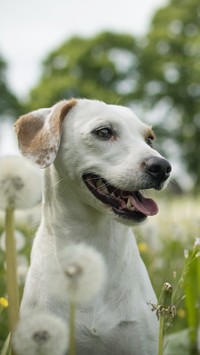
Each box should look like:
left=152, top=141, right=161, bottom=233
left=130, top=194, right=158, bottom=216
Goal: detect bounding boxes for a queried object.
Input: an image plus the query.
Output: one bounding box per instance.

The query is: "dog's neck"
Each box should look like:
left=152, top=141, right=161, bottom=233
left=42, top=164, right=137, bottom=264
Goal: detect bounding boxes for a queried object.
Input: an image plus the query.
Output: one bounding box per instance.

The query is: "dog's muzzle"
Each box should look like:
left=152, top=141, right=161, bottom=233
left=144, top=156, right=172, bottom=189
left=82, top=157, right=171, bottom=223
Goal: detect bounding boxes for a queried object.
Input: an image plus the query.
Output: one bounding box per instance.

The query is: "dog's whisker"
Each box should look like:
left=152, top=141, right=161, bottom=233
left=168, top=179, right=177, bottom=185
left=90, top=182, right=111, bottom=193
left=85, top=176, right=134, bottom=196
left=51, top=177, right=66, bottom=187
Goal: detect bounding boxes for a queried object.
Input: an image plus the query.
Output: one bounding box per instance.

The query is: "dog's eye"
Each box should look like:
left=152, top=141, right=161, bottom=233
left=146, top=137, right=154, bottom=147
left=93, top=127, right=113, bottom=140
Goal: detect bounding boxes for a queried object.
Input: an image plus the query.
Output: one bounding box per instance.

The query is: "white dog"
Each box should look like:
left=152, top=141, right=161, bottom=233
left=15, top=99, right=171, bottom=355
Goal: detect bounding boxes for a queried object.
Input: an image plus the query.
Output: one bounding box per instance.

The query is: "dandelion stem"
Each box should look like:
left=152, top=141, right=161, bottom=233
left=69, top=301, right=76, bottom=355
left=196, top=245, right=200, bottom=328
left=5, top=208, right=19, bottom=333
left=0, top=332, right=11, bottom=355
left=157, top=283, right=173, bottom=355
left=158, top=314, right=164, bottom=355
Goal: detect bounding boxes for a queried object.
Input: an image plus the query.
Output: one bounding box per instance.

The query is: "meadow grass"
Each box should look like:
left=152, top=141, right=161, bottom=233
left=0, top=194, right=199, bottom=354
left=136, top=193, right=200, bottom=353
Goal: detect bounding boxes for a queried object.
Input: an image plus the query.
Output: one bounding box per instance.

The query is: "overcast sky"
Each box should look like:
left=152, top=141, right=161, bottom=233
left=1, top=0, right=167, bottom=100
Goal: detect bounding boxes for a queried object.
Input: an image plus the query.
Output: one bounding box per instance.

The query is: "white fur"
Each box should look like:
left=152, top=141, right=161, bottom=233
left=17, top=99, right=167, bottom=355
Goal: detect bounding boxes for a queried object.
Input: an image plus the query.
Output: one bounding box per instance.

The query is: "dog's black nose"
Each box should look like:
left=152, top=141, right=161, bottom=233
left=144, top=156, right=172, bottom=182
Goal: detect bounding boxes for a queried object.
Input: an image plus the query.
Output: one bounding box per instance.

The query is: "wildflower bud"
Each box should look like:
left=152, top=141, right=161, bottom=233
left=0, top=297, right=8, bottom=308
left=12, top=312, right=68, bottom=355
left=47, top=243, right=106, bottom=305
left=159, top=282, right=173, bottom=309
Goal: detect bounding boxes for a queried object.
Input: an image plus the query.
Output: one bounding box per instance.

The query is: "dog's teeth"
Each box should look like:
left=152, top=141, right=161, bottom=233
left=96, top=179, right=103, bottom=188
left=96, top=179, right=108, bottom=194
left=126, top=197, right=132, bottom=209
left=101, top=186, right=108, bottom=194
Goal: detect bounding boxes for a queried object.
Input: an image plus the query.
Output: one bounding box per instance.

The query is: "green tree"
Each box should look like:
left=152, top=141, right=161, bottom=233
left=135, top=0, right=200, bottom=186
left=26, top=32, right=139, bottom=110
left=0, top=55, right=21, bottom=118
left=26, top=4, right=200, bottom=186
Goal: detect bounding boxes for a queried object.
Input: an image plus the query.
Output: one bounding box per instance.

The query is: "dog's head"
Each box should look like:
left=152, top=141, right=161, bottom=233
left=15, top=99, right=171, bottom=225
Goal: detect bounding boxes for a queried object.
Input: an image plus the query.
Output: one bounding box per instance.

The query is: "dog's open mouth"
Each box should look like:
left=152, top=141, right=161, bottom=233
left=83, top=173, right=158, bottom=221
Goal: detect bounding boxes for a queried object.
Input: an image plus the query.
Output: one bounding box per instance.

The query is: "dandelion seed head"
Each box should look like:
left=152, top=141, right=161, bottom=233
left=65, top=263, right=82, bottom=278
left=12, top=312, right=68, bottom=355
left=32, top=330, right=50, bottom=345
left=0, top=230, right=25, bottom=252
left=184, top=249, right=189, bottom=258
left=48, top=243, right=106, bottom=305
left=194, top=237, right=200, bottom=247
left=0, top=155, right=41, bottom=210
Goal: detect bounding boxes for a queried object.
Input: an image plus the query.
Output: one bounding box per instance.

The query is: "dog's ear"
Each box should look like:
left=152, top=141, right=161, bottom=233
left=14, top=99, right=77, bottom=168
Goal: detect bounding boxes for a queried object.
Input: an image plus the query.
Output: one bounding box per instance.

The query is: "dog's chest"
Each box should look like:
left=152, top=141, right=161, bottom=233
left=72, top=282, right=154, bottom=355
left=74, top=301, right=155, bottom=355
left=74, top=304, right=132, bottom=355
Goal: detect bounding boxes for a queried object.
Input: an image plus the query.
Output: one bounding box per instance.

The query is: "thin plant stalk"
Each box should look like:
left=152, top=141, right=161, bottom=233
left=5, top=208, right=19, bottom=332
left=0, top=333, right=11, bottom=355
left=158, top=314, right=164, bottom=355
left=196, top=244, right=200, bottom=331
left=157, top=283, right=173, bottom=355
left=69, top=301, right=76, bottom=355
left=172, top=246, right=199, bottom=307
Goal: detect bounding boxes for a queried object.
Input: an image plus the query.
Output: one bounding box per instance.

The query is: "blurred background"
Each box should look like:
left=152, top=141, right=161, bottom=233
left=0, top=0, right=200, bottom=353
left=1, top=0, right=200, bottom=190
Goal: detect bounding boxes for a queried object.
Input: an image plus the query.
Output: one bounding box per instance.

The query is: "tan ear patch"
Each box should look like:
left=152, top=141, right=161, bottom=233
left=14, top=99, right=77, bottom=168
left=144, top=127, right=156, bottom=141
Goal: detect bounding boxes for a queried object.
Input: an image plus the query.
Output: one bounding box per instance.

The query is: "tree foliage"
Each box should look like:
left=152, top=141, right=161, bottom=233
left=27, top=32, right=139, bottom=110
left=0, top=55, right=21, bottom=118
left=26, top=0, right=200, bottom=186
left=135, top=0, right=200, bottom=185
